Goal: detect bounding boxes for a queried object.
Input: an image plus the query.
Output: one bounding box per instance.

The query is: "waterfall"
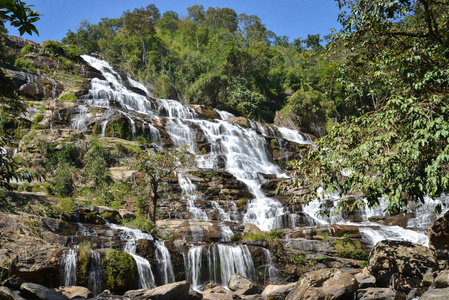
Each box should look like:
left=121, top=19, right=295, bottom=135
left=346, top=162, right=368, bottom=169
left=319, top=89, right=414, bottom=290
left=80, top=55, right=315, bottom=231
left=178, top=173, right=209, bottom=221
left=262, top=248, right=280, bottom=285
left=108, top=224, right=156, bottom=289
left=155, top=241, right=175, bottom=285
left=87, top=250, right=102, bottom=296
left=59, top=247, right=77, bottom=286
left=185, top=244, right=256, bottom=290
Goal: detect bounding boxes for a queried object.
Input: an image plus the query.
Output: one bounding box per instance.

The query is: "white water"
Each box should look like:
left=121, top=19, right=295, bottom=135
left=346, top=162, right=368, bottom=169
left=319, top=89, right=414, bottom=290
left=185, top=244, right=256, bottom=290
left=262, top=248, right=280, bottom=285
left=178, top=173, right=209, bottom=220
left=155, top=241, right=175, bottom=285
left=59, top=247, right=77, bottom=286
left=87, top=250, right=102, bottom=296
left=108, top=223, right=156, bottom=289
left=303, top=193, right=449, bottom=247
left=80, top=55, right=314, bottom=231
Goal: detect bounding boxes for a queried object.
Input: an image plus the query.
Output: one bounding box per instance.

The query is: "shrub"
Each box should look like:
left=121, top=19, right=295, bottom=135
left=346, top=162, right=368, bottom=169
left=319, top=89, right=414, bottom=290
left=102, top=250, right=136, bottom=294
left=53, top=198, right=75, bottom=220
left=77, top=241, right=92, bottom=286
left=332, top=235, right=369, bottom=260
left=230, top=231, right=242, bottom=242
left=59, top=93, right=77, bottom=101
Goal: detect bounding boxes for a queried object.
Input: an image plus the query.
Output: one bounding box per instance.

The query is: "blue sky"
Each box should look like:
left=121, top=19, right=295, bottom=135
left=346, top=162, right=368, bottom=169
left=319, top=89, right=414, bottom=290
left=6, top=0, right=342, bottom=44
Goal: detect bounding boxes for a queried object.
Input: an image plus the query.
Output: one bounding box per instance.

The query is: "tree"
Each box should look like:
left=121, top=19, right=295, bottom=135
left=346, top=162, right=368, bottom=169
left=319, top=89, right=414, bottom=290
left=130, top=146, right=193, bottom=223
left=123, top=4, right=160, bottom=66
left=0, top=0, right=39, bottom=35
left=293, top=0, right=449, bottom=215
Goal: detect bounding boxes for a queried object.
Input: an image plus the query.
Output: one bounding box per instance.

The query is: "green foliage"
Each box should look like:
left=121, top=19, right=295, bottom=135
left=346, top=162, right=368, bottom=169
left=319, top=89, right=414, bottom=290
left=124, top=215, right=156, bottom=235
left=290, top=253, right=306, bottom=266
left=59, top=4, right=342, bottom=126
left=0, top=0, right=40, bottom=36
left=332, top=235, right=368, bottom=260
left=102, top=250, right=136, bottom=294
left=266, top=229, right=283, bottom=241
left=0, top=136, right=33, bottom=190
left=59, top=93, right=77, bottom=102
left=83, top=138, right=113, bottom=187
left=41, top=40, right=64, bottom=55
left=130, top=145, right=193, bottom=223
left=243, top=233, right=265, bottom=241
left=292, top=0, right=449, bottom=213
left=53, top=198, right=75, bottom=221
left=77, top=241, right=92, bottom=286
left=230, top=231, right=242, bottom=242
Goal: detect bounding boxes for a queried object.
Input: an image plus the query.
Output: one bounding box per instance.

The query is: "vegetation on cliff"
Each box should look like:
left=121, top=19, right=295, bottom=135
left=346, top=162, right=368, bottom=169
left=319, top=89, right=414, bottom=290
left=292, top=0, right=449, bottom=214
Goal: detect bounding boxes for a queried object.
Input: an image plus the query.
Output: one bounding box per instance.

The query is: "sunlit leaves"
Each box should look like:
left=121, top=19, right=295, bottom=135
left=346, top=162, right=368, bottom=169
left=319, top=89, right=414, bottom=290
left=0, top=0, right=39, bottom=36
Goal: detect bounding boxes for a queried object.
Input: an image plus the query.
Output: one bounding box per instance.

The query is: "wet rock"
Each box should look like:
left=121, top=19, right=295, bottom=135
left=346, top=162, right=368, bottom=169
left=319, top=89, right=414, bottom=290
left=204, top=294, right=234, bottom=300
left=135, top=281, right=196, bottom=300
left=261, top=283, right=296, bottom=300
left=328, top=224, right=361, bottom=238
left=368, top=240, right=437, bottom=291
left=368, top=215, right=410, bottom=228
left=20, top=283, right=69, bottom=300
left=356, top=287, right=399, bottom=300
left=228, top=274, right=263, bottom=296
left=428, top=210, right=449, bottom=251
left=285, top=268, right=358, bottom=300
left=55, top=286, right=94, bottom=299
left=189, top=104, right=220, bottom=120
left=227, top=117, right=251, bottom=128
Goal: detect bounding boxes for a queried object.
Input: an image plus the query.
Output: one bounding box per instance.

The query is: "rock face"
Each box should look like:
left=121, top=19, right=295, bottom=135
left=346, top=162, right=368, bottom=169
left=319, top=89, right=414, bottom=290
left=428, top=210, right=449, bottom=251
left=367, top=240, right=437, bottom=293
left=285, top=268, right=358, bottom=300
left=55, top=286, right=94, bottom=299
left=261, top=283, right=296, bottom=300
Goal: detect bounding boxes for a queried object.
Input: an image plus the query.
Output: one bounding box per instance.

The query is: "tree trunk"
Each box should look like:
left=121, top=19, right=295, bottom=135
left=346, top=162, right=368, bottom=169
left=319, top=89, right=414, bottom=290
left=151, top=181, right=159, bottom=224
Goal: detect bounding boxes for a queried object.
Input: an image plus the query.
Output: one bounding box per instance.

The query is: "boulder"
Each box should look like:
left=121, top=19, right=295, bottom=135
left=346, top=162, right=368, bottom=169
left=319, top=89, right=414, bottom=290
left=367, top=240, right=437, bottom=290
left=428, top=210, right=449, bottom=251
left=227, top=117, right=251, bottom=128
left=228, top=274, right=263, bottom=296
left=204, top=294, right=234, bottom=300
left=420, top=287, right=449, bottom=300
left=261, top=283, right=296, bottom=300
left=354, top=273, right=376, bottom=289
left=189, top=104, right=220, bottom=120
left=434, top=270, right=449, bottom=288
left=20, top=283, right=69, bottom=300
left=136, top=281, right=195, bottom=300
left=243, top=223, right=263, bottom=236
left=285, top=268, right=358, bottom=300
left=356, top=288, right=399, bottom=300
left=0, top=286, right=15, bottom=300
left=202, top=286, right=232, bottom=299
left=54, top=286, right=94, bottom=299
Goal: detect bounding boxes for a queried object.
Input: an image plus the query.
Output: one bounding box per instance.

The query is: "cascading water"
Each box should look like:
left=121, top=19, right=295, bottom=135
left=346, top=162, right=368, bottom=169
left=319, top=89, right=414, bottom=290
left=108, top=224, right=156, bottom=289
left=155, top=240, right=175, bottom=285
left=59, top=247, right=77, bottom=286
left=87, top=250, right=102, bottom=296
left=185, top=244, right=256, bottom=291
left=303, top=191, right=449, bottom=247
left=178, top=173, right=209, bottom=221
left=79, top=55, right=314, bottom=231
left=262, top=248, right=280, bottom=285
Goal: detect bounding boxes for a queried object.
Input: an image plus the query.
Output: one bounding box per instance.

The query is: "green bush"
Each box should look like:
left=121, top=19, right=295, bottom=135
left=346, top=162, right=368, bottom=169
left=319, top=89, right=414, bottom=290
left=59, top=93, right=77, bottom=101
left=77, top=241, right=92, bottom=286
left=102, top=250, right=136, bottom=294
left=230, top=231, right=242, bottom=242
left=332, top=235, right=369, bottom=260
